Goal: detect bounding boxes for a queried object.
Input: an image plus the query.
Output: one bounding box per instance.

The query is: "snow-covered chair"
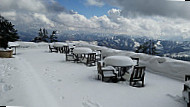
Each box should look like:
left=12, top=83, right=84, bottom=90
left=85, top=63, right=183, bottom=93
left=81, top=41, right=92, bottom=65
left=129, top=66, right=146, bottom=87
left=183, top=75, right=190, bottom=107
left=49, top=45, right=58, bottom=53
left=82, top=53, right=96, bottom=66
left=97, top=61, right=118, bottom=82
left=65, top=46, right=75, bottom=61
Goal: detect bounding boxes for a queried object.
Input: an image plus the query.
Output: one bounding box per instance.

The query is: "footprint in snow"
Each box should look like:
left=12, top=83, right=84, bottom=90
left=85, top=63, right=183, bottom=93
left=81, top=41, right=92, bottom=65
left=6, top=99, right=14, bottom=103
left=82, top=99, right=101, bottom=107
left=57, top=79, right=62, bottom=82
left=2, top=84, right=13, bottom=92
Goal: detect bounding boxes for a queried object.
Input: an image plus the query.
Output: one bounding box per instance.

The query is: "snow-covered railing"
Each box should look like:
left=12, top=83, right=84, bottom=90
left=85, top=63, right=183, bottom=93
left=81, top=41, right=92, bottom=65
left=78, top=42, right=190, bottom=81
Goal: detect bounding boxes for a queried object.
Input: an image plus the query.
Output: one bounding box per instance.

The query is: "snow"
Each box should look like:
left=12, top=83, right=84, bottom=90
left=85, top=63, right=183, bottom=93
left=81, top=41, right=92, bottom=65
left=73, top=47, right=92, bottom=54
left=104, top=56, right=135, bottom=66
left=79, top=42, right=190, bottom=81
left=0, top=42, right=187, bottom=107
left=53, top=42, right=67, bottom=47
left=8, top=42, right=20, bottom=47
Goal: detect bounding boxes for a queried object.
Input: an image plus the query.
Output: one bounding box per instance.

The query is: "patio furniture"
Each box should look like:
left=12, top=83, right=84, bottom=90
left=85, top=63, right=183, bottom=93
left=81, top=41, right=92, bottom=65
left=82, top=53, right=96, bottom=66
left=183, top=75, right=190, bottom=107
left=49, top=45, right=58, bottom=53
left=94, top=50, right=102, bottom=61
left=129, top=66, right=146, bottom=87
left=104, top=56, right=135, bottom=81
left=73, top=47, right=92, bottom=63
left=8, top=42, right=20, bottom=55
left=65, top=46, right=75, bottom=61
left=63, top=46, right=69, bottom=54
left=97, top=61, right=117, bottom=82
left=131, top=57, right=139, bottom=66
left=53, top=42, right=67, bottom=53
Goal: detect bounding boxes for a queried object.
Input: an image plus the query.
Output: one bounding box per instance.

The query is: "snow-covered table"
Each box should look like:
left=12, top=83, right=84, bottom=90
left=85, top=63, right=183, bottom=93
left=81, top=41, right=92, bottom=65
left=53, top=42, right=68, bottom=47
left=104, top=56, right=135, bottom=81
left=8, top=42, right=20, bottom=55
left=73, top=47, right=93, bottom=63
left=53, top=42, right=68, bottom=53
left=104, top=55, right=135, bottom=67
left=73, top=47, right=92, bottom=54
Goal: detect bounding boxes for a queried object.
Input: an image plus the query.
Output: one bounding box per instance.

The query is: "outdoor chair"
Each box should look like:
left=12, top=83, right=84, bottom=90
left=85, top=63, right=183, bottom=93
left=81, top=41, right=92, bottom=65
left=49, top=45, right=58, bottom=53
left=129, top=66, right=146, bottom=87
left=63, top=46, right=70, bottom=54
left=65, top=46, right=75, bottom=61
left=82, top=53, right=96, bottom=66
left=97, top=61, right=118, bottom=82
left=131, top=57, right=139, bottom=66
left=183, top=75, right=190, bottom=107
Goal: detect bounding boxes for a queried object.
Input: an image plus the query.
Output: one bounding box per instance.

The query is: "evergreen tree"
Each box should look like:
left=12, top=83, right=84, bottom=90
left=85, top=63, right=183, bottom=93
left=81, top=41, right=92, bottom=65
left=136, top=40, right=157, bottom=55
left=32, top=28, right=49, bottom=42
left=0, top=15, right=19, bottom=49
left=49, top=30, right=58, bottom=43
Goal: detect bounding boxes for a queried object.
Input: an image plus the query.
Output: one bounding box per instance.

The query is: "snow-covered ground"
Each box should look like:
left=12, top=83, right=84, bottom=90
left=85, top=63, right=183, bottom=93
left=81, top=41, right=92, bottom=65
left=0, top=42, right=187, bottom=107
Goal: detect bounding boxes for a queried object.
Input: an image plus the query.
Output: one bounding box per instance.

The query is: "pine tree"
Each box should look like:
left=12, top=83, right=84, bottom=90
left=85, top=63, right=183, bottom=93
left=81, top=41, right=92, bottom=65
left=32, top=28, right=49, bottom=42
left=136, top=40, right=157, bottom=55
left=0, top=15, right=19, bottom=49
left=39, top=28, right=49, bottom=42
left=49, top=30, right=58, bottom=43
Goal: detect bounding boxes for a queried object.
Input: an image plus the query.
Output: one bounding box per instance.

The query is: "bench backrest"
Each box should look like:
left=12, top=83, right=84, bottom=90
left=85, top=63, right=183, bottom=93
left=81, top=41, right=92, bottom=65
left=131, top=66, right=145, bottom=79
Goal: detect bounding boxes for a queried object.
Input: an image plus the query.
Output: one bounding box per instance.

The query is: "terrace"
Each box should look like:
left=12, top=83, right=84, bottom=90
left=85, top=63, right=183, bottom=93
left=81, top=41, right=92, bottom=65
left=0, top=41, right=187, bottom=107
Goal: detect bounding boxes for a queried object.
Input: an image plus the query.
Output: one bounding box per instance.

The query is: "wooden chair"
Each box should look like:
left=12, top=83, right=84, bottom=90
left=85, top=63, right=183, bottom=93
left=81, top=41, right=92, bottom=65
left=63, top=46, right=70, bottom=54
left=183, top=75, right=190, bottom=107
left=49, top=45, right=58, bottom=53
left=185, top=75, right=190, bottom=81
left=129, top=66, right=146, bottom=87
left=65, top=46, right=75, bottom=61
left=131, top=57, right=139, bottom=66
left=97, top=61, right=118, bottom=82
left=83, top=53, right=96, bottom=66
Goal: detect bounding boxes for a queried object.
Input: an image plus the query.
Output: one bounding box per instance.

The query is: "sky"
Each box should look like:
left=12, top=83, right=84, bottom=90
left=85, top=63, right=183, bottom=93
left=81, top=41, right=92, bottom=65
left=1, top=0, right=190, bottom=41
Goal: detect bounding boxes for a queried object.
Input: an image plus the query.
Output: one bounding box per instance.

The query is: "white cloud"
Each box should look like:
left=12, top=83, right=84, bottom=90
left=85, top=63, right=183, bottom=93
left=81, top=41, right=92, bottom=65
left=0, top=0, right=46, bottom=12
left=1, top=11, right=16, bottom=20
left=33, top=13, right=54, bottom=27
left=1, top=0, right=190, bottom=41
left=57, top=12, right=99, bottom=29
left=85, top=0, right=104, bottom=7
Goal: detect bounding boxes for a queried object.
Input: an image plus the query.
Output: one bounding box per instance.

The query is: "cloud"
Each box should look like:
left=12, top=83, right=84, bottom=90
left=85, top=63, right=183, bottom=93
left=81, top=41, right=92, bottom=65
left=33, top=13, right=54, bottom=27
left=0, top=0, right=46, bottom=12
left=85, top=0, right=104, bottom=7
left=1, top=0, right=190, bottom=41
left=105, top=0, right=190, bottom=19
left=1, top=11, right=16, bottom=20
